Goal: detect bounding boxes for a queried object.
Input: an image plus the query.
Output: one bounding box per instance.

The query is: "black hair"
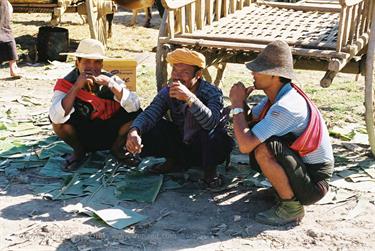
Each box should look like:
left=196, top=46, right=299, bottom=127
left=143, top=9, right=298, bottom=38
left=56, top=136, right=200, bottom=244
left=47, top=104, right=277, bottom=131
left=279, top=76, right=292, bottom=84
left=194, top=66, right=202, bottom=75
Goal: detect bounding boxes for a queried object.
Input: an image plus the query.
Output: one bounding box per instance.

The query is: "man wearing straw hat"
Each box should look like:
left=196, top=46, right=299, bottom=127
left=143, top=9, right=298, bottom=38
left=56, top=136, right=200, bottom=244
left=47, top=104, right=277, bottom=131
left=126, top=48, right=234, bottom=188
left=49, top=38, right=141, bottom=171
left=229, top=40, right=334, bottom=225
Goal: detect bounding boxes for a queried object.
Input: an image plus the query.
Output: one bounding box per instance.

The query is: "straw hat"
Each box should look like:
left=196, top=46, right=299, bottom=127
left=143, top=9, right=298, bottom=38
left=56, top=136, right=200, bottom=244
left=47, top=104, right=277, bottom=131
left=60, top=38, right=108, bottom=59
left=245, top=40, right=296, bottom=80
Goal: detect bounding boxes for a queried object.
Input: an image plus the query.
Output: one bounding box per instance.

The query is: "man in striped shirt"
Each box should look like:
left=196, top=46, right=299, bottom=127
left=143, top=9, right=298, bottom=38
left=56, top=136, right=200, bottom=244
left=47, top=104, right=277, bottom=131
left=126, top=48, right=234, bottom=187
left=229, top=40, right=334, bottom=225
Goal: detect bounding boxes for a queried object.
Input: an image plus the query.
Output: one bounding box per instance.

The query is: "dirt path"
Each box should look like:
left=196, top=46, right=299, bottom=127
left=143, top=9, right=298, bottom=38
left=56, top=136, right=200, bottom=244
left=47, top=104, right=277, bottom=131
left=0, top=9, right=375, bottom=251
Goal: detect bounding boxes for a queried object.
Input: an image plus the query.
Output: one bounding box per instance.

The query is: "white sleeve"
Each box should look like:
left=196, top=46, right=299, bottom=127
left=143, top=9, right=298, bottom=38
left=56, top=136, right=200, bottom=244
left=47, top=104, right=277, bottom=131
left=49, top=90, right=75, bottom=124
left=111, top=76, right=140, bottom=112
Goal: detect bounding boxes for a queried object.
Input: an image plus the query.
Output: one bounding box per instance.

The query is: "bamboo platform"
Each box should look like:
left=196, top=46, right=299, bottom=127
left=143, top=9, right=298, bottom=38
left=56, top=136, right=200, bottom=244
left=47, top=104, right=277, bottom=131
left=157, top=0, right=374, bottom=88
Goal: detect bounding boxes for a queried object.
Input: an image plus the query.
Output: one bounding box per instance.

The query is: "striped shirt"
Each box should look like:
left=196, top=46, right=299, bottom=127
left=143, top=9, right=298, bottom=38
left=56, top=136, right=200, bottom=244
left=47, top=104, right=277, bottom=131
left=251, top=83, right=334, bottom=164
left=131, top=79, right=224, bottom=141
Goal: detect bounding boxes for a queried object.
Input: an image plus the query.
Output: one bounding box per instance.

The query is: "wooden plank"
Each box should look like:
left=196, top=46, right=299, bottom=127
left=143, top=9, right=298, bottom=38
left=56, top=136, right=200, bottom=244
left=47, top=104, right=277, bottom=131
left=360, top=1, right=370, bottom=34
left=368, top=0, right=375, bottom=32
left=238, top=0, right=244, bottom=10
left=354, top=1, right=364, bottom=40
left=340, top=0, right=365, bottom=7
left=258, top=2, right=341, bottom=12
left=337, top=6, right=347, bottom=51
left=215, top=0, right=222, bottom=21
left=168, top=10, right=175, bottom=38
left=159, top=37, right=350, bottom=60
left=206, top=0, right=213, bottom=25
left=180, top=6, right=186, bottom=34
left=186, top=3, right=195, bottom=33
left=348, top=4, right=358, bottom=43
left=223, top=0, right=229, bottom=17
left=196, top=0, right=205, bottom=29
left=178, top=33, right=337, bottom=50
left=10, top=0, right=55, bottom=3
left=230, top=0, right=236, bottom=14
left=11, top=3, right=57, bottom=8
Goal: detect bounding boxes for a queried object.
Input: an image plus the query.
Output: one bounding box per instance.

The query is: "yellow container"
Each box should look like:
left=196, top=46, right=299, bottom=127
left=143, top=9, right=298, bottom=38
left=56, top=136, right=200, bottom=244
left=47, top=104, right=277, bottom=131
left=103, top=59, right=137, bottom=92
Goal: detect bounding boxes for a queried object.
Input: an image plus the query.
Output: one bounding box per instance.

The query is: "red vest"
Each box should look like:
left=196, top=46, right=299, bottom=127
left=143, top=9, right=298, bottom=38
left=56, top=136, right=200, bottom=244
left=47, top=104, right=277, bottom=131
left=54, top=79, right=121, bottom=120
left=256, top=83, right=323, bottom=156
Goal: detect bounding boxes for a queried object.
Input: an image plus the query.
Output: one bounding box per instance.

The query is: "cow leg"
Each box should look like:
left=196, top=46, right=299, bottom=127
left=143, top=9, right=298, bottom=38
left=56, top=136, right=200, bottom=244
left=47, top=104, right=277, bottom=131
left=144, top=7, right=152, bottom=28
left=131, top=10, right=137, bottom=26
left=106, top=13, right=114, bottom=38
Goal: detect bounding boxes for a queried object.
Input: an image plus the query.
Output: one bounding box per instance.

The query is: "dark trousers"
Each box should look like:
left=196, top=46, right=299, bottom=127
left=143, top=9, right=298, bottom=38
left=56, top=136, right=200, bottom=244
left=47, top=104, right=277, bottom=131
left=66, top=108, right=141, bottom=152
left=0, top=40, right=18, bottom=62
left=250, top=137, right=333, bottom=205
left=140, top=119, right=234, bottom=172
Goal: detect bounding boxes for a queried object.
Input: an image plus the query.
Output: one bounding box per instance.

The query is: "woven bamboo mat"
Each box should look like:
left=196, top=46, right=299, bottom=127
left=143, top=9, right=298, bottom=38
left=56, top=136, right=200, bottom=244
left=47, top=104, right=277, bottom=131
left=180, top=4, right=340, bottom=50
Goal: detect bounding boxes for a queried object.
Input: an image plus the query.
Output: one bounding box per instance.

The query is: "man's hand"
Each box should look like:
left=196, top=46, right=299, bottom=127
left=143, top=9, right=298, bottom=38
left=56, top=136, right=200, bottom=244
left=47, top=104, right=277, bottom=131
left=75, top=70, right=98, bottom=91
left=169, top=81, right=193, bottom=102
left=93, top=74, right=111, bottom=86
left=229, top=82, right=254, bottom=108
left=126, top=128, right=143, bottom=154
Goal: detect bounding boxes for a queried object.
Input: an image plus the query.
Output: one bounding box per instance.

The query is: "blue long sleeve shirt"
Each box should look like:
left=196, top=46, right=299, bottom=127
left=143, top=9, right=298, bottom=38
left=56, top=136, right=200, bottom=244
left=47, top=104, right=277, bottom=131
left=132, top=79, right=224, bottom=141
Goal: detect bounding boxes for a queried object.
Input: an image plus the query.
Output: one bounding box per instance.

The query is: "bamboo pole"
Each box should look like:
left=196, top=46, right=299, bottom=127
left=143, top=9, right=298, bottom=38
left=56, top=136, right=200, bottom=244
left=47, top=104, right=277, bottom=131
left=215, top=0, right=222, bottom=21
left=159, top=37, right=350, bottom=60
left=168, top=10, right=175, bottom=38
left=364, top=5, right=375, bottom=156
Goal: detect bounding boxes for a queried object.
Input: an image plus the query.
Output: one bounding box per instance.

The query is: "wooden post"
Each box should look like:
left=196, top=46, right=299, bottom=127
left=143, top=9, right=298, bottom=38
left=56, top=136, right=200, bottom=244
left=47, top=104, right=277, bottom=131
left=180, top=6, right=186, bottom=34
left=215, top=0, right=222, bottom=21
left=337, top=6, right=348, bottom=52
left=187, top=3, right=195, bottom=33
left=223, top=0, right=229, bottom=17
left=168, top=10, right=175, bottom=38
left=196, top=0, right=205, bottom=29
left=365, top=0, right=375, bottom=156
left=156, top=12, right=170, bottom=90
left=206, top=0, right=213, bottom=25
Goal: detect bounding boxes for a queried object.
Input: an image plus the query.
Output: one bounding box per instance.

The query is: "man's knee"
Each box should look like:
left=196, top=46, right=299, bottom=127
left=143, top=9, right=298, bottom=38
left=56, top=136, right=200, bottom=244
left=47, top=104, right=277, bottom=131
left=254, top=143, right=275, bottom=164
left=52, top=123, right=74, bottom=136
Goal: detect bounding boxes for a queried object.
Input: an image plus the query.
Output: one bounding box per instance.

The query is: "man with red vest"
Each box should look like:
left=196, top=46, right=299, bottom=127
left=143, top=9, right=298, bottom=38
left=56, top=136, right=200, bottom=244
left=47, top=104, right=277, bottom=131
left=49, top=38, right=141, bottom=171
left=229, top=40, right=334, bottom=225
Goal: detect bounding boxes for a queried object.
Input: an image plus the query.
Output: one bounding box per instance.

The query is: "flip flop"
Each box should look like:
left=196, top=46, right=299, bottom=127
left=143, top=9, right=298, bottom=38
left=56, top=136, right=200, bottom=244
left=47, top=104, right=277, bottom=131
left=199, top=174, right=225, bottom=191
left=62, top=154, right=88, bottom=172
left=119, top=152, right=142, bottom=167
left=146, top=162, right=183, bottom=175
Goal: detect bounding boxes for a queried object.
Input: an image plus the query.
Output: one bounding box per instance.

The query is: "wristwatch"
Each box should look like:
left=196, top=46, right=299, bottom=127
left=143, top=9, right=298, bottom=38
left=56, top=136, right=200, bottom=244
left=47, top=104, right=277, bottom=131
left=186, top=95, right=196, bottom=106
left=231, top=107, right=244, bottom=116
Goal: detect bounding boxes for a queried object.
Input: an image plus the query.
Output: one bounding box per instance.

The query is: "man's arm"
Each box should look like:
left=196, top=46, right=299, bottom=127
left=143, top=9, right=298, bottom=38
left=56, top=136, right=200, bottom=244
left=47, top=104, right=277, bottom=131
left=131, top=88, right=169, bottom=134
left=94, top=75, right=140, bottom=112
left=126, top=89, right=169, bottom=154
left=169, top=80, right=223, bottom=131
left=232, top=111, right=262, bottom=154
left=60, top=71, right=90, bottom=116
left=230, top=82, right=261, bottom=153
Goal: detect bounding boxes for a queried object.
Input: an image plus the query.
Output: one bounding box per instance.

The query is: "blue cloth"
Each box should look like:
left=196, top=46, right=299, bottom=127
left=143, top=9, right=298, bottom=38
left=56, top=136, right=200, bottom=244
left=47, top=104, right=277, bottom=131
left=251, top=83, right=334, bottom=164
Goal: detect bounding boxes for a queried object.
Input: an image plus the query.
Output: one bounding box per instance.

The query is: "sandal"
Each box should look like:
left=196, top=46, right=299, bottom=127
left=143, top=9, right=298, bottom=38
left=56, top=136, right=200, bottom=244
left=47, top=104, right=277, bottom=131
left=118, top=152, right=142, bottom=167
left=62, top=154, right=88, bottom=172
left=199, top=174, right=225, bottom=190
left=146, top=161, right=182, bottom=175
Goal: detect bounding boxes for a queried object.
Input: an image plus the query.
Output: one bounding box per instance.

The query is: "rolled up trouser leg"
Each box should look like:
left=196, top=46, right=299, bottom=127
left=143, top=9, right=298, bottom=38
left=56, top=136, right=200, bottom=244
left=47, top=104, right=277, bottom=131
left=250, top=137, right=333, bottom=205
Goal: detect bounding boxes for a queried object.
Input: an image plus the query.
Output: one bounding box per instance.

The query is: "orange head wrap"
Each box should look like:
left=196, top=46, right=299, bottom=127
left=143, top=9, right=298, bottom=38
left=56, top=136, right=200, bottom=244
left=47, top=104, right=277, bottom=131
left=166, top=48, right=206, bottom=68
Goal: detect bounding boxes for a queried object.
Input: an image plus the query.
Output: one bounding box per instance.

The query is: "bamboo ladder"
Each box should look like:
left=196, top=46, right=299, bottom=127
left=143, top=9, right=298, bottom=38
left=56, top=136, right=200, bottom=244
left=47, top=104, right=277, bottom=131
left=156, top=0, right=375, bottom=155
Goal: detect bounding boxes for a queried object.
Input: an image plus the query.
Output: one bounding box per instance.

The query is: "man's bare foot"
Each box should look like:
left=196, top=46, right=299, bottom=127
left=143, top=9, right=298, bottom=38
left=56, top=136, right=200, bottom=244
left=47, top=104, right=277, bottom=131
left=147, top=159, right=181, bottom=174
left=62, top=153, right=88, bottom=172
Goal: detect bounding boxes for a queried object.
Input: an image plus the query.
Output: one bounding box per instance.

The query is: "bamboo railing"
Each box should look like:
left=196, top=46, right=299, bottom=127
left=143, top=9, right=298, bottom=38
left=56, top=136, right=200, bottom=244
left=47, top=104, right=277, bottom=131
left=162, top=0, right=253, bottom=39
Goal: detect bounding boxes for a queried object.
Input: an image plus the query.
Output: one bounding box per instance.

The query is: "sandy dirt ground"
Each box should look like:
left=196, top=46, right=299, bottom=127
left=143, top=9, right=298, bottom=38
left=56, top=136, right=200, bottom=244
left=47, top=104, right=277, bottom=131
left=0, top=8, right=375, bottom=251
